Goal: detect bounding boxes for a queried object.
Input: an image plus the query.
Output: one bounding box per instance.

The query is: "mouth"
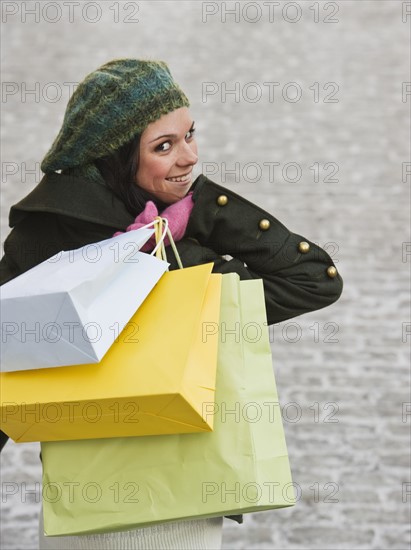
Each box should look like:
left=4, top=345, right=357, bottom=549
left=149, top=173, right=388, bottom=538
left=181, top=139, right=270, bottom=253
left=165, top=171, right=192, bottom=184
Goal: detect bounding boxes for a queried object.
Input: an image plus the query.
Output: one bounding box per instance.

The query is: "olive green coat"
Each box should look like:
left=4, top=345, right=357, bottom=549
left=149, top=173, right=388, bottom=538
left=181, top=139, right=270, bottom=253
left=0, top=173, right=343, bottom=510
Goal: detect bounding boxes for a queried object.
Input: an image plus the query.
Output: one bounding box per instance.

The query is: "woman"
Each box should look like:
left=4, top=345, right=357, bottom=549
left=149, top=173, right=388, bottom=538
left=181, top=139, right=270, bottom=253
left=0, top=59, right=343, bottom=549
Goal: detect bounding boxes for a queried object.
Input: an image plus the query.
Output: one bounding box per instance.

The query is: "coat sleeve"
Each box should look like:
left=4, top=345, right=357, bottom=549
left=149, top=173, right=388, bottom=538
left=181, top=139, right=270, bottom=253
left=185, top=176, right=343, bottom=325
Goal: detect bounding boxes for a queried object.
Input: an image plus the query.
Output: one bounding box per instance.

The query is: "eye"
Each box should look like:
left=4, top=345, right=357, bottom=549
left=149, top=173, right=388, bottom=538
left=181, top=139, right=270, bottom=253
left=185, top=127, right=196, bottom=140
left=155, top=141, right=172, bottom=152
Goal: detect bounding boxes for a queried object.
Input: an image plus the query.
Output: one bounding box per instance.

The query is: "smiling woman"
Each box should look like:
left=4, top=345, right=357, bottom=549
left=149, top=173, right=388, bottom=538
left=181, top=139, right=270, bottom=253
left=0, top=58, right=343, bottom=550
left=136, top=108, right=198, bottom=204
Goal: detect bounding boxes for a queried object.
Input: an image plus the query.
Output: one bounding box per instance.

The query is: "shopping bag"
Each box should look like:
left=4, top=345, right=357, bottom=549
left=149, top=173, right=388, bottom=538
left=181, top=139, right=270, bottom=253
left=0, top=229, right=169, bottom=371
left=0, top=263, right=222, bottom=442
left=41, top=275, right=295, bottom=536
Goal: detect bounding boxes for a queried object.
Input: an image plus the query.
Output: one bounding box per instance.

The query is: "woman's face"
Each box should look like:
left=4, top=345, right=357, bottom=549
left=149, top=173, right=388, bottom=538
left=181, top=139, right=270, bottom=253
left=135, top=107, right=198, bottom=204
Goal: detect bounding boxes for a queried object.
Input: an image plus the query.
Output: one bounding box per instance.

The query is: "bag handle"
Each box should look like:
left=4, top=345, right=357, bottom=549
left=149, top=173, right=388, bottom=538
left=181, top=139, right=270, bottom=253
left=139, top=218, right=183, bottom=269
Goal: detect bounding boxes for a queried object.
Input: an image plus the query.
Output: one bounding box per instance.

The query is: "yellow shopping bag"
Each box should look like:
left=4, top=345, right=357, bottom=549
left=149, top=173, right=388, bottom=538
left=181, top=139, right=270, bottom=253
left=0, top=262, right=222, bottom=442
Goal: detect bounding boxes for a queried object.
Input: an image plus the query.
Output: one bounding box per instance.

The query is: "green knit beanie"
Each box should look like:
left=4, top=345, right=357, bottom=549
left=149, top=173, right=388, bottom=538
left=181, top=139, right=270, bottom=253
left=41, top=58, right=190, bottom=185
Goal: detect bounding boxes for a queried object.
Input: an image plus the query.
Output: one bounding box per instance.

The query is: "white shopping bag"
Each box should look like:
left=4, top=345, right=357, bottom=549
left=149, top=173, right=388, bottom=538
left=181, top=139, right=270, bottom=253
left=0, top=229, right=169, bottom=372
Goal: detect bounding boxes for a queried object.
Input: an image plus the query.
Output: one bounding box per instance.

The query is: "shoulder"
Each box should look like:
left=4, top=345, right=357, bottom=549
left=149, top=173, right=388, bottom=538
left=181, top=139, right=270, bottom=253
left=8, top=172, right=133, bottom=231
left=189, top=174, right=289, bottom=236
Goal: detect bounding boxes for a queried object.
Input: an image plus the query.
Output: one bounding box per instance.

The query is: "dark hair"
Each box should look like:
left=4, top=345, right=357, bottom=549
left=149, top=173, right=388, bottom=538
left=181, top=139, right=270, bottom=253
left=94, top=134, right=168, bottom=217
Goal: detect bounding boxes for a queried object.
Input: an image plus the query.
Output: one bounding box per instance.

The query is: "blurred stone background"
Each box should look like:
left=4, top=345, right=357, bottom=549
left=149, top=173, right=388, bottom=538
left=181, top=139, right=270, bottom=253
left=1, top=1, right=410, bottom=548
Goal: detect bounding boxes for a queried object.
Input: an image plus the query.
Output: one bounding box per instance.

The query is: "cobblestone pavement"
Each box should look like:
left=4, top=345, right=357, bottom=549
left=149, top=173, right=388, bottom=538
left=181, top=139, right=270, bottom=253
left=1, top=1, right=410, bottom=549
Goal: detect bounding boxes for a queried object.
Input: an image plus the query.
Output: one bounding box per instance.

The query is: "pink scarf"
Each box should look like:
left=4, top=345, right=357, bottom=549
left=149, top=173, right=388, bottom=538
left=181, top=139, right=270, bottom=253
left=114, top=192, right=194, bottom=252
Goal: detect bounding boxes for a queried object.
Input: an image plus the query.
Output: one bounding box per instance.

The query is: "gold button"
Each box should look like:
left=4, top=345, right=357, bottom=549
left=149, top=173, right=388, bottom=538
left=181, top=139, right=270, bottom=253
left=298, top=241, right=310, bottom=254
left=217, top=195, right=228, bottom=206
left=259, top=219, right=271, bottom=231
left=327, top=266, right=338, bottom=278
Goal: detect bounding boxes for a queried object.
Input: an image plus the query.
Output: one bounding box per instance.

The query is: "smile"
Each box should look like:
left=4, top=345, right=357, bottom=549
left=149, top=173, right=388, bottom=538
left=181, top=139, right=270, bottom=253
left=166, top=172, right=192, bottom=183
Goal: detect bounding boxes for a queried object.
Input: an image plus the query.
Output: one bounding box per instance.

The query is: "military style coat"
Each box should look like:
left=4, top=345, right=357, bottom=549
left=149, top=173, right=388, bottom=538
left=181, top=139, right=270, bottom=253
left=0, top=173, right=343, bottom=524
left=0, top=172, right=342, bottom=320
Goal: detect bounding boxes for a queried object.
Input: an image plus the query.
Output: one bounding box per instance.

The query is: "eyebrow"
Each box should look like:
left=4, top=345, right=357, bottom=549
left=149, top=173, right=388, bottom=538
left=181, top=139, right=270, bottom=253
left=149, top=121, right=195, bottom=144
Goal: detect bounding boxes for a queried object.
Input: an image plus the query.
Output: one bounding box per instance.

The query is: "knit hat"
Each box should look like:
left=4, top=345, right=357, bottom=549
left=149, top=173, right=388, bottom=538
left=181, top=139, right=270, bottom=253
left=41, top=58, right=190, bottom=184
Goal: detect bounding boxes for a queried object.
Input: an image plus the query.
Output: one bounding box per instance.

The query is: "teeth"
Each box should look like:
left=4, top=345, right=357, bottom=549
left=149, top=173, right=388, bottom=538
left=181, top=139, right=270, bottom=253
left=167, top=174, right=189, bottom=182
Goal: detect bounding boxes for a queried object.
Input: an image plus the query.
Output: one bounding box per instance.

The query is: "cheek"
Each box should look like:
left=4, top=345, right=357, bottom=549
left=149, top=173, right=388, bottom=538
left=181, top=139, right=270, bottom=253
left=147, top=157, right=172, bottom=180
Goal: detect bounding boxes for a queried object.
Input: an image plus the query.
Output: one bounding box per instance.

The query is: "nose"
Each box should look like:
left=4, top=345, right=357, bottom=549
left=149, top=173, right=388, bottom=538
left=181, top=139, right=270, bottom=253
left=177, top=141, right=198, bottom=167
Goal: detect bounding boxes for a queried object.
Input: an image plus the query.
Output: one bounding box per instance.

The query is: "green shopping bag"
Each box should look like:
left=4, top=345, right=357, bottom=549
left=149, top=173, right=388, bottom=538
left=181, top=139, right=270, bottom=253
left=41, top=274, right=295, bottom=536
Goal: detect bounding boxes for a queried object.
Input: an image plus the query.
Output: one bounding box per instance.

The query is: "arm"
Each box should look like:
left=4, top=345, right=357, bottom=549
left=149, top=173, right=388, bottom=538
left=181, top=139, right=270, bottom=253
left=184, top=176, right=343, bottom=325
